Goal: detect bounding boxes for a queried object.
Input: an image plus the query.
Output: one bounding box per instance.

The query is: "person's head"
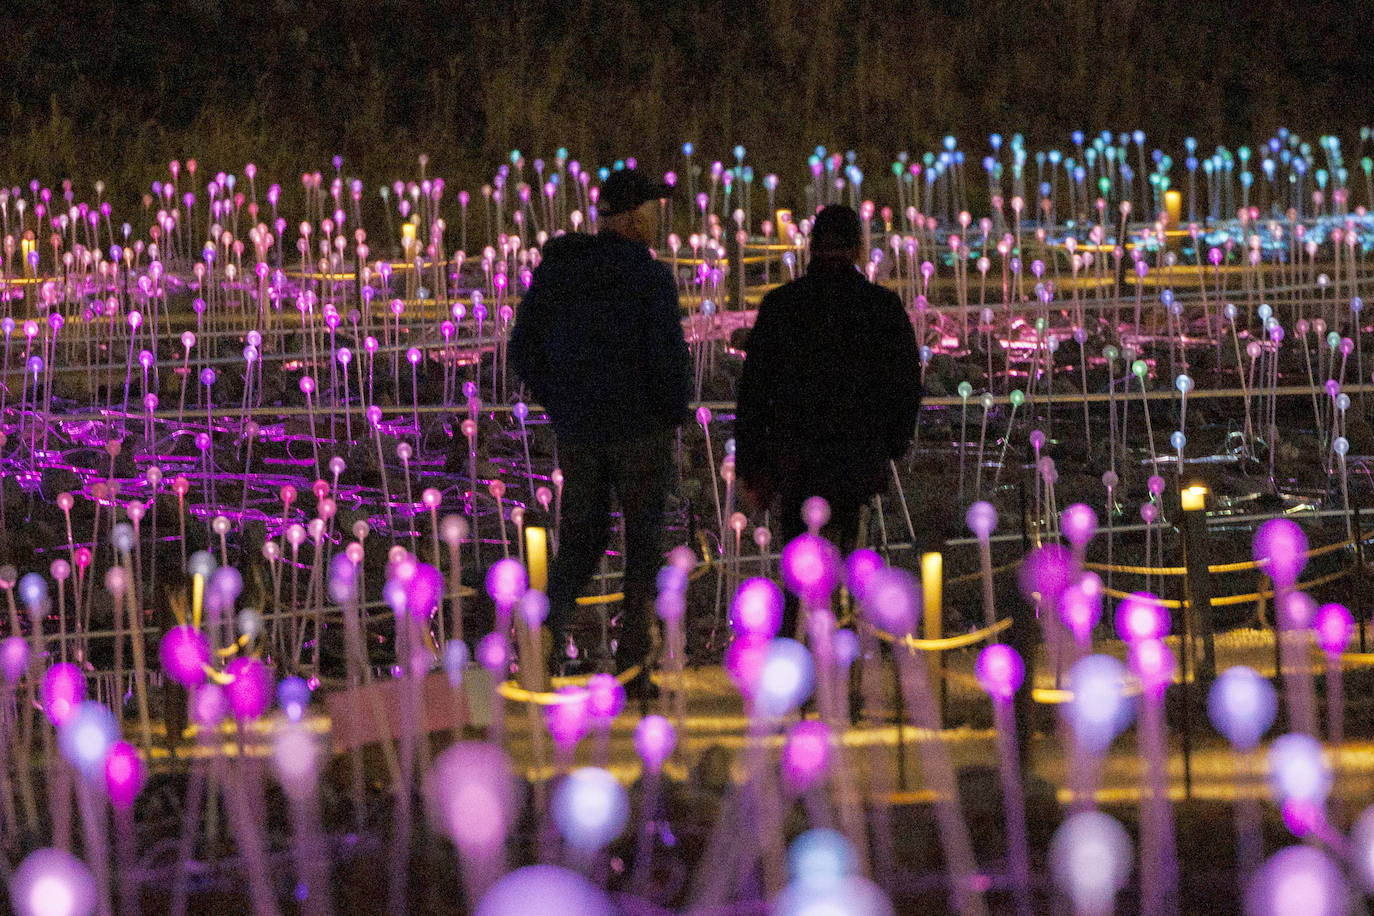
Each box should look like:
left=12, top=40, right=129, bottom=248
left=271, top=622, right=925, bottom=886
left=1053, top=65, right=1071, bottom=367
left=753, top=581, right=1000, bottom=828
left=598, top=168, right=671, bottom=245
left=809, top=204, right=862, bottom=265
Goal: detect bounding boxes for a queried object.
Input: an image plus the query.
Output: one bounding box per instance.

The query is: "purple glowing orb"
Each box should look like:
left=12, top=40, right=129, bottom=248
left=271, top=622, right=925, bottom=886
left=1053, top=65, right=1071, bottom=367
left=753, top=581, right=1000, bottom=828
left=975, top=644, right=1025, bottom=701
left=159, top=626, right=211, bottom=687
left=224, top=657, right=273, bottom=721
left=634, top=715, right=676, bottom=773
left=780, top=534, right=840, bottom=604
left=729, top=577, right=784, bottom=639
left=1253, top=519, right=1309, bottom=589
left=1207, top=666, right=1276, bottom=750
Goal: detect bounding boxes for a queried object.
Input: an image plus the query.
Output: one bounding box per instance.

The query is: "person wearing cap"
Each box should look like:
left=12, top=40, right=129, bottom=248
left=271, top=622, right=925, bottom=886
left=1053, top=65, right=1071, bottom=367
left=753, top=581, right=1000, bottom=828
left=510, top=167, right=690, bottom=694
left=735, top=203, right=921, bottom=638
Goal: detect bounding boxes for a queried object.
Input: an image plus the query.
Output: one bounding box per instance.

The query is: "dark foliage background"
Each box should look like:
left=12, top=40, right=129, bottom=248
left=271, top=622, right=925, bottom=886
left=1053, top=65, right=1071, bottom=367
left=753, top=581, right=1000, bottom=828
left=1, top=0, right=1370, bottom=207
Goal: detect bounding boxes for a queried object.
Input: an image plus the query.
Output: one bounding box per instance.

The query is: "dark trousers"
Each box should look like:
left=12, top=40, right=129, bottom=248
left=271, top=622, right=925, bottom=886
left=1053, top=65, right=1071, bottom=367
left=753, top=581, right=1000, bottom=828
left=547, top=427, right=675, bottom=669
left=778, top=490, right=865, bottom=640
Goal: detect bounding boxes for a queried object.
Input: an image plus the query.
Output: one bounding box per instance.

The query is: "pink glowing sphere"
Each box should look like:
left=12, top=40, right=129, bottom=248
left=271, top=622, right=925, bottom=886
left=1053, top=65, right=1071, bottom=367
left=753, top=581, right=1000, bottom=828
left=485, top=557, right=528, bottom=609
left=10, top=847, right=97, bottom=916
left=389, top=560, right=444, bottom=620
left=475, top=865, right=615, bottom=916
left=861, top=566, right=922, bottom=636
left=1, top=636, right=29, bottom=685
left=41, top=663, right=86, bottom=726
left=1114, top=592, right=1170, bottom=643
left=103, top=740, right=143, bottom=811
left=476, top=632, right=508, bottom=673
left=432, top=741, right=516, bottom=856
left=965, top=501, right=998, bottom=540
left=543, top=687, right=591, bottom=749
left=1314, top=603, right=1354, bottom=655
left=1280, top=591, right=1316, bottom=629
left=1253, top=519, right=1309, bottom=589
left=1059, top=503, right=1098, bottom=550
left=725, top=635, right=770, bottom=697
left=730, top=578, right=784, bottom=639
left=1017, top=543, right=1075, bottom=610
left=975, top=644, right=1025, bottom=701
left=634, top=715, right=676, bottom=773
left=190, top=683, right=228, bottom=729
left=780, top=534, right=841, bottom=604
left=1246, top=845, right=1347, bottom=916
left=1129, top=637, right=1175, bottom=697
left=518, top=590, right=549, bottom=627
left=159, top=626, right=211, bottom=687
left=586, top=673, right=626, bottom=721
left=844, top=549, right=884, bottom=604
left=224, top=657, right=273, bottom=721
left=801, top=496, right=831, bottom=531
left=1059, top=572, right=1103, bottom=644
left=782, top=719, right=832, bottom=793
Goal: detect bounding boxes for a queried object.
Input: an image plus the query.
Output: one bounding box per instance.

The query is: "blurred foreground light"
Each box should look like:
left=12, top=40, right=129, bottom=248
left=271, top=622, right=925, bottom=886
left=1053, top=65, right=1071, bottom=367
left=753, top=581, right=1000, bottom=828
left=1050, top=810, right=1133, bottom=916
left=551, top=767, right=628, bottom=852
left=475, top=865, right=614, bottom=916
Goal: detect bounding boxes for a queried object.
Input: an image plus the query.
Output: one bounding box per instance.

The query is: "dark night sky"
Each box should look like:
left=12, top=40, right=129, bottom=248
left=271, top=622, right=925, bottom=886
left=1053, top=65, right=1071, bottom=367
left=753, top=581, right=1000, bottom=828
left=1, top=0, right=1371, bottom=194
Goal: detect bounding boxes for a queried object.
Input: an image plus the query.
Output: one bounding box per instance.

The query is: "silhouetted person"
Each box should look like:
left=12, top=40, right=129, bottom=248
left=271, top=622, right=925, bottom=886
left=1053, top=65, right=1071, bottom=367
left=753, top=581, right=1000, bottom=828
left=735, top=204, right=921, bottom=636
left=510, top=168, right=690, bottom=693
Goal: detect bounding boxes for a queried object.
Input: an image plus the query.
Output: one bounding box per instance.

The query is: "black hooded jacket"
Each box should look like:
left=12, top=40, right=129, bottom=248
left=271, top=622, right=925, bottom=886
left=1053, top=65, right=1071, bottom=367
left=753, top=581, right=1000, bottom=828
left=735, top=259, right=922, bottom=501
left=510, top=231, right=692, bottom=443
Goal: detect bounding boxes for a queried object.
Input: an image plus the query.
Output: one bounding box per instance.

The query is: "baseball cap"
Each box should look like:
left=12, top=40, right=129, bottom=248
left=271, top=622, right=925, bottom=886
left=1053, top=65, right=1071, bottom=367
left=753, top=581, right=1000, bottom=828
left=598, top=168, right=673, bottom=216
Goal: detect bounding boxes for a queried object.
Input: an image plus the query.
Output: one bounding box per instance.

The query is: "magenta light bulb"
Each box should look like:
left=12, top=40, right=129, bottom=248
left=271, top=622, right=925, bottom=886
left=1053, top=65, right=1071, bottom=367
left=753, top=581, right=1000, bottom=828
left=104, top=740, right=143, bottom=810
left=859, top=566, right=922, bottom=636
left=544, top=686, right=591, bottom=750
left=1059, top=503, right=1098, bottom=551
left=159, top=625, right=211, bottom=687
left=400, top=561, right=445, bottom=620
left=730, top=577, right=784, bottom=639
left=1253, top=519, right=1309, bottom=589
left=781, top=719, right=832, bottom=793
left=844, top=549, right=884, bottom=603
left=476, top=632, right=508, bottom=673
left=1017, top=543, right=1075, bottom=610
left=634, top=715, right=676, bottom=773
left=1113, top=592, right=1170, bottom=643
left=485, top=557, right=528, bottom=609
left=1059, top=572, right=1103, bottom=644
left=975, top=644, right=1025, bottom=701
left=585, top=673, right=625, bottom=722
left=41, top=663, right=86, bottom=727
left=725, top=635, right=770, bottom=697
left=780, top=534, right=840, bottom=604
left=1314, top=603, right=1353, bottom=655
left=1280, top=591, right=1316, bottom=629
left=224, top=657, right=273, bottom=721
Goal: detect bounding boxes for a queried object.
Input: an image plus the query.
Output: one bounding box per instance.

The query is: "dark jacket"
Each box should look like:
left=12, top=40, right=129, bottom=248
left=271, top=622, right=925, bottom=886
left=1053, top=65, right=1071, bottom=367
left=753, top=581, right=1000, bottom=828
left=510, top=231, right=692, bottom=444
left=735, top=258, right=922, bottom=502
